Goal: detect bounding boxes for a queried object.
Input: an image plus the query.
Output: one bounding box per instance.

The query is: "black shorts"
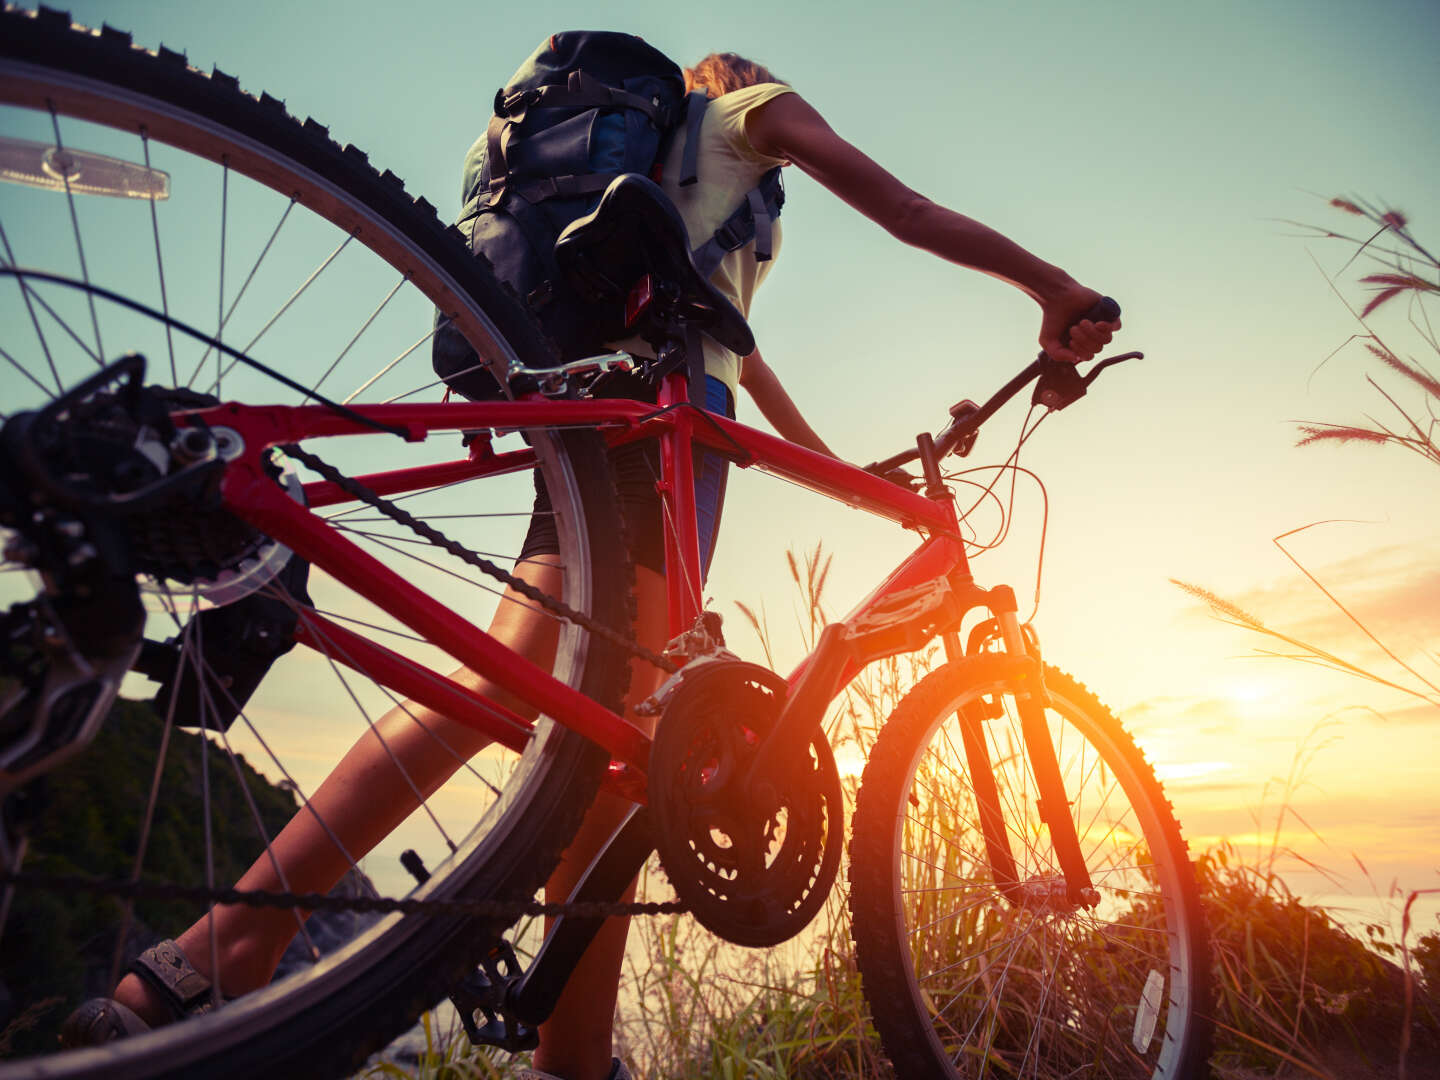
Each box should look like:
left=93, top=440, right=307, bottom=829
left=518, top=374, right=734, bottom=579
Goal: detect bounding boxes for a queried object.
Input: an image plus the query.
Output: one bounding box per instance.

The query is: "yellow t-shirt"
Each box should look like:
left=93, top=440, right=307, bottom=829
left=615, top=82, right=794, bottom=394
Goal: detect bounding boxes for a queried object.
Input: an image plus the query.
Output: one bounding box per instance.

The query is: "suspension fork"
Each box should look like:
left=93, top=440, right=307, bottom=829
left=941, top=630, right=1020, bottom=902
left=988, top=592, right=1096, bottom=906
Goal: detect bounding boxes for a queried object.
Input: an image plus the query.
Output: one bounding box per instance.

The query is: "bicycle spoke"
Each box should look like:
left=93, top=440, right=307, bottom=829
left=344, top=326, right=440, bottom=404
left=335, top=524, right=528, bottom=566
left=319, top=653, right=456, bottom=852
left=187, top=196, right=299, bottom=385
left=139, top=130, right=177, bottom=385
left=318, top=471, right=507, bottom=522
left=209, top=233, right=356, bottom=392
left=343, top=530, right=566, bottom=625
left=280, top=593, right=523, bottom=798
left=190, top=610, right=225, bottom=1011
left=4, top=259, right=105, bottom=368
left=310, top=274, right=408, bottom=398
left=47, top=103, right=104, bottom=363
left=107, top=606, right=187, bottom=994
left=198, top=668, right=319, bottom=962
left=0, top=219, right=63, bottom=394
left=0, top=340, right=53, bottom=399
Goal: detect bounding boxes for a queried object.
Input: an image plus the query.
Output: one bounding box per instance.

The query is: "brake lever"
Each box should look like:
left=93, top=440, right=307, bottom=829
left=1033, top=350, right=1143, bottom=411
left=947, top=399, right=981, bottom=458
left=1081, top=350, right=1143, bottom=389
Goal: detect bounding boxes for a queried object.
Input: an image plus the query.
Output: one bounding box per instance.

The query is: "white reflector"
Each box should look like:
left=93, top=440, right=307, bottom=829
left=0, top=136, right=169, bottom=199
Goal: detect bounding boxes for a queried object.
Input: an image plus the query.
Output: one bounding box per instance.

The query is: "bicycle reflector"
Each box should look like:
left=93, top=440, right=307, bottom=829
left=0, top=136, right=170, bottom=199
left=625, top=273, right=654, bottom=328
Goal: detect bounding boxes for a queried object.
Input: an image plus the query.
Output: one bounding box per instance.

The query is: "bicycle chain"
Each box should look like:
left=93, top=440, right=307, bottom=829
left=282, top=443, right=678, bottom=675
left=0, top=871, right=685, bottom=919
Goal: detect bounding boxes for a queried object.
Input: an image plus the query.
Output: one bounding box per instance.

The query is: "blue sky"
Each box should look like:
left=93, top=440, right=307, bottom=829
left=5, top=0, right=1438, bottom=921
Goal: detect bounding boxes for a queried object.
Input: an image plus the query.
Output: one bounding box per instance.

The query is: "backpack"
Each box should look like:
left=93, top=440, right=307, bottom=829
left=432, top=31, right=784, bottom=399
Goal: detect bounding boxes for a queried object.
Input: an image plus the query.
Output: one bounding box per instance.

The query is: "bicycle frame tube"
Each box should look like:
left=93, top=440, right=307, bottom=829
left=189, top=392, right=970, bottom=788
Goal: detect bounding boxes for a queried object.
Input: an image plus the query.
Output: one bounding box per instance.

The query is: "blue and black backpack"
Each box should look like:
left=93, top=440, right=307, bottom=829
left=433, top=31, right=784, bottom=399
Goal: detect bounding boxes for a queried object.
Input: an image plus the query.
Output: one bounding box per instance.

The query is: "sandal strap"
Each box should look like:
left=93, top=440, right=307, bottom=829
left=129, top=939, right=218, bottom=1020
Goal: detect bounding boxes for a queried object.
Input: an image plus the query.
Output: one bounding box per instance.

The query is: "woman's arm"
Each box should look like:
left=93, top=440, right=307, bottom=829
left=745, top=94, right=1116, bottom=364
left=738, top=347, right=837, bottom=458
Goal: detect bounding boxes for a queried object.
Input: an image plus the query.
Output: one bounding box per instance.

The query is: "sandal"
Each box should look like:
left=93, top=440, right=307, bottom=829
left=60, top=939, right=224, bottom=1047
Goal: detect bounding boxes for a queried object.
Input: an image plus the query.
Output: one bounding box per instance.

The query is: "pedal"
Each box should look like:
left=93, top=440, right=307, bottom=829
left=452, top=938, right=537, bottom=1051
left=398, top=851, right=538, bottom=1052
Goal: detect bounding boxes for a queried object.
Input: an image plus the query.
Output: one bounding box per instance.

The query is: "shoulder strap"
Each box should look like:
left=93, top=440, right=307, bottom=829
left=690, top=166, right=785, bottom=278
left=677, top=91, right=708, bottom=187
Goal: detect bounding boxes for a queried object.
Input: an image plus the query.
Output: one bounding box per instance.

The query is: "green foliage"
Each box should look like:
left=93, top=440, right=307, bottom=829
left=1416, top=932, right=1440, bottom=996
left=1196, top=842, right=1438, bottom=1078
left=0, top=696, right=298, bottom=1056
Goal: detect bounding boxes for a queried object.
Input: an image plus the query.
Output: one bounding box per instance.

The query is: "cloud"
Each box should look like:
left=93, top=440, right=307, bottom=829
left=1174, top=538, right=1440, bottom=693
left=1123, top=693, right=1243, bottom=736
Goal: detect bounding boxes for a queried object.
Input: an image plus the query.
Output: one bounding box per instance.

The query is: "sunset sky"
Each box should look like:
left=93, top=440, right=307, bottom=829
left=5, top=0, right=1437, bottom=934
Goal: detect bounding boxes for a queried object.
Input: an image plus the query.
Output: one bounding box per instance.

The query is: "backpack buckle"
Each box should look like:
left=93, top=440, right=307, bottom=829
left=497, top=87, right=540, bottom=115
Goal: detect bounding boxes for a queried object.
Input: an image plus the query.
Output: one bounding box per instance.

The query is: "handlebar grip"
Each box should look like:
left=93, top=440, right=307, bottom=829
left=1061, top=296, right=1121, bottom=345
left=1088, top=296, right=1121, bottom=323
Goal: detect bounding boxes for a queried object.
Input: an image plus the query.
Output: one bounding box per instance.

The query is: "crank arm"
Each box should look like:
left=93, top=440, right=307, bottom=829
left=507, top=805, right=656, bottom=1027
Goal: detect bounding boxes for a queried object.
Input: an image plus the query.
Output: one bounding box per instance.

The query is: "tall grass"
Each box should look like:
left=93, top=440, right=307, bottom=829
left=1174, top=198, right=1440, bottom=712
left=1169, top=196, right=1440, bottom=1080
left=366, top=540, right=1440, bottom=1078
left=619, top=543, right=896, bottom=1079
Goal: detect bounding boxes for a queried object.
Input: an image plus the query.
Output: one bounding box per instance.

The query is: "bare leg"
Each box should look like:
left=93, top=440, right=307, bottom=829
left=114, top=560, right=563, bottom=1022
left=528, top=566, right=668, bottom=1080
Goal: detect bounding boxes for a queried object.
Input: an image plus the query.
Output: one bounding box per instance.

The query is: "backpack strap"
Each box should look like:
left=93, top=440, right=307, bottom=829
left=677, top=91, right=708, bottom=187
left=686, top=324, right=708, bottom=405
left=515, top=70, right=670, bottom=123
left=509, top=172, right=617, bottom=205
left=484, top=71, right=675, bottom=202
left=690, top=166, right=785, bottom=278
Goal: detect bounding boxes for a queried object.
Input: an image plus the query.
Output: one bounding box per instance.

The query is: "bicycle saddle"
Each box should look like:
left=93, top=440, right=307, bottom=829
left=554, top=173, right=756, bottom=358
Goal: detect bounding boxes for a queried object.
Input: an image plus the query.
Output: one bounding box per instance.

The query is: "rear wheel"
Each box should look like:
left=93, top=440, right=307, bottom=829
left=849, top=657, right=1212, bottom=1079
left=0, top=8, right=635, bottom=1076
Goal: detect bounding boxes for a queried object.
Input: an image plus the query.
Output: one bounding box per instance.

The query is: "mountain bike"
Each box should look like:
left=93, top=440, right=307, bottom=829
left=0, top=7, right=1212, bottom=1079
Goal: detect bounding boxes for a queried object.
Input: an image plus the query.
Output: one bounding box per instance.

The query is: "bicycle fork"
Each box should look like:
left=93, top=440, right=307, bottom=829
left=951, top=601, right=1097, bottom=910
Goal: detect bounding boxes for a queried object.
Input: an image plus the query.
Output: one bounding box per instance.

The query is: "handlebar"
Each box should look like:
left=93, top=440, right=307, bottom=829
left=864, top=296, right=1137, bottom=480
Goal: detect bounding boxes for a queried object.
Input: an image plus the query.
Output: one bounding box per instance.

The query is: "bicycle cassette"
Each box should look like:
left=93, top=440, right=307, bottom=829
left=648, top=660, right=843, bottom=947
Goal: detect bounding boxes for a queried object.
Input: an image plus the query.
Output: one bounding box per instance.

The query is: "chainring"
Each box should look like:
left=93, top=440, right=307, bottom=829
left=649, top=660, right=843, bottom=947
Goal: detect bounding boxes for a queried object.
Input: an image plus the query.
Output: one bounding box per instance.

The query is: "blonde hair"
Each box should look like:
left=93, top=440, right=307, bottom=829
left=683, top=52, right=785, bottom=97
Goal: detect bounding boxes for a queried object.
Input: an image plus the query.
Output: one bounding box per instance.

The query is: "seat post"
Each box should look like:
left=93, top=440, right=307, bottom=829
left=656, top=369, right=703, bottom=636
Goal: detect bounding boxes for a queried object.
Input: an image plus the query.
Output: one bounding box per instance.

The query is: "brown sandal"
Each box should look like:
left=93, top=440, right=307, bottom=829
left=60, top=939, right=224, bottom=1048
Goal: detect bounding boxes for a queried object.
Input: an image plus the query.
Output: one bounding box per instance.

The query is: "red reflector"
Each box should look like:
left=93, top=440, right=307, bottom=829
left=625, top=274, right=654, bottom=328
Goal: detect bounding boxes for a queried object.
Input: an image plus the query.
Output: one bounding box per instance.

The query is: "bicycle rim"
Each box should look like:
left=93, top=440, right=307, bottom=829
left=0, top=8, right=632, bottom=1076
left=850, top=657, right=1212, bottom=1079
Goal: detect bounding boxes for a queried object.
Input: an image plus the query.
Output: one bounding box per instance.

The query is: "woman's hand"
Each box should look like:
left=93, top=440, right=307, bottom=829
left=1038, top=283, right=1121, bottom=365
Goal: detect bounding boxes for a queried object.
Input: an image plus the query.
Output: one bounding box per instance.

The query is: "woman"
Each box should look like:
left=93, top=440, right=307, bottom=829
left=69, top=51, right=1116, bottom=1080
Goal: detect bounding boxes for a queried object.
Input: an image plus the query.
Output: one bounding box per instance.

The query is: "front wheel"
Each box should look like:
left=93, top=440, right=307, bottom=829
left=849, top=657, right=1212, bottom=1079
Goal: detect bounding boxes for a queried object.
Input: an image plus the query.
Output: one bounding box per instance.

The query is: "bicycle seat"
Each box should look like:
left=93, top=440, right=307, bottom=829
left=554, top=173, right=756, bottom=358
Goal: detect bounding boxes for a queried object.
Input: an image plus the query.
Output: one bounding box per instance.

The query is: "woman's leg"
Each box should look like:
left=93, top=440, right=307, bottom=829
left=112, top=560, right=564, bottom=1022
left=528, top=565, right=668, bottom=1080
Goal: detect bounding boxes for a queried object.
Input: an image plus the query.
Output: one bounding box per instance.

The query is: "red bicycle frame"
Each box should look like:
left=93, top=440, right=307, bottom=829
left=196, top=371, right=996, bottom=791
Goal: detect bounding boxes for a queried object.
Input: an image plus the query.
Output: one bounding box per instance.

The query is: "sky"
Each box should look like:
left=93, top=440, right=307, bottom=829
left=3, top=0, right=1437, bottom=936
